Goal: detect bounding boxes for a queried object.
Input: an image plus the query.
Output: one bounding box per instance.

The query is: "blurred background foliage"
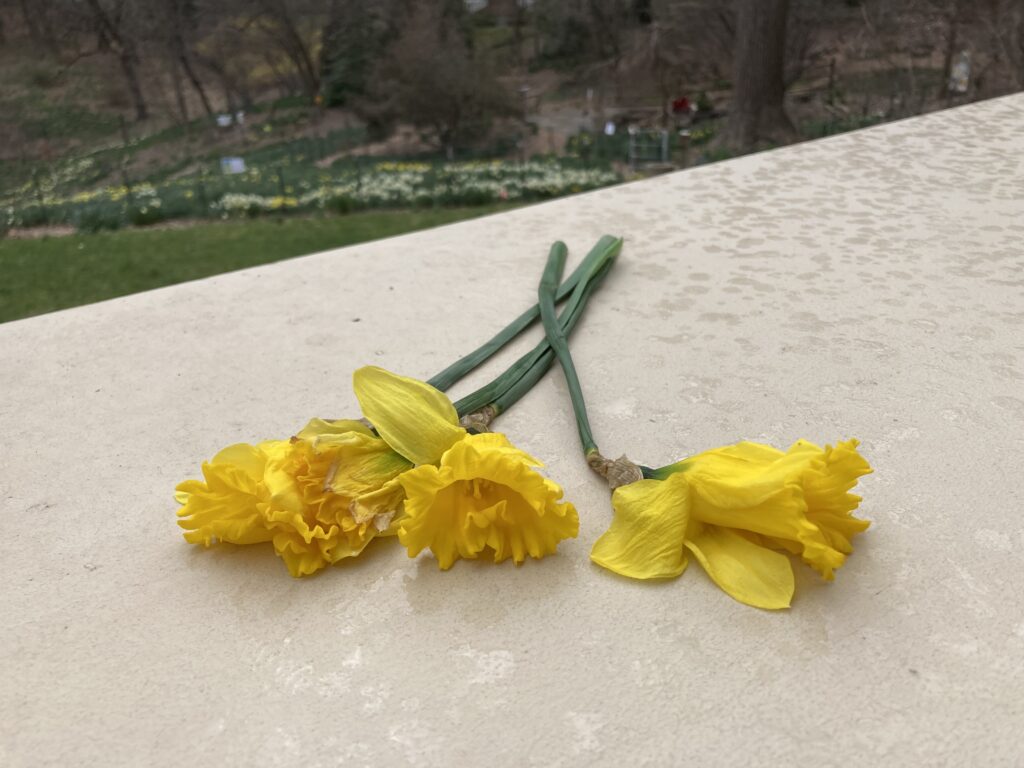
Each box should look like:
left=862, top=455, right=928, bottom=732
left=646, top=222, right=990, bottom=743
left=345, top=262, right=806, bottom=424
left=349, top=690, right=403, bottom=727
left=1, top=0, right=1021, bottom=319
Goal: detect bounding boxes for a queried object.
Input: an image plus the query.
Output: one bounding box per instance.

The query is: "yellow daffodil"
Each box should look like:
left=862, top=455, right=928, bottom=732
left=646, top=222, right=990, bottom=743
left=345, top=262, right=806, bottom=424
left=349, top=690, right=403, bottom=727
left=176, top=366, right=461, bottom=577
left=397, top=433, right=579, bottom=569
left=175, top=418, right=411, bottom=577
left=352, top=366, right=578, bottom=569
left=591, top=439, right=872, bottom=609
left=178, top=365, right=579, bottom=576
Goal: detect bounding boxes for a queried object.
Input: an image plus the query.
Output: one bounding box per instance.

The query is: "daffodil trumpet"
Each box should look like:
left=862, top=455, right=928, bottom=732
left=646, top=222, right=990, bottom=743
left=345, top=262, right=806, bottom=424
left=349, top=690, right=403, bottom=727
left=537, top=243, right=873, bottom=610
left=177, top=236, right=621, bottom=576
left=352, top=367, right=580, bottom=571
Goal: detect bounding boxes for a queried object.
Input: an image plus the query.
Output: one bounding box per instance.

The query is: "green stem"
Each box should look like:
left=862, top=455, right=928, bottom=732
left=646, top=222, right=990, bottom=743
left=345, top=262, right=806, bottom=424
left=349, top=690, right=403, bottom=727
left=453, top=236, right=622, bottom=418
left=537, top=242, right=599, bottom=456
left=489, top=256, right=614, bottom=415
left=427, top=235, right=620, bottom=392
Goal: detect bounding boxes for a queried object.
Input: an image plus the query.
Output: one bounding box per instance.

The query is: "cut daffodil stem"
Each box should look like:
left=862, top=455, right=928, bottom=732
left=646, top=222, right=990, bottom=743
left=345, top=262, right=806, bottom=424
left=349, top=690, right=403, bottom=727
left=537, top=241, right=598, bottom=454
left=427, top=234, right=622, bottom=393
left=453, top=235, right=622, bottom=419
left=490, top=256, right=614, bottom=415
left=537, top=240, right=645, bottom=489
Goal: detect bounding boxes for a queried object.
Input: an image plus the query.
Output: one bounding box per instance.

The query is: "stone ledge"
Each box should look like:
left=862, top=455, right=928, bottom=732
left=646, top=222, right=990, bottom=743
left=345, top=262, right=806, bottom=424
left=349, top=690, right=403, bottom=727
left=1, top=94, right=1022, bottom=766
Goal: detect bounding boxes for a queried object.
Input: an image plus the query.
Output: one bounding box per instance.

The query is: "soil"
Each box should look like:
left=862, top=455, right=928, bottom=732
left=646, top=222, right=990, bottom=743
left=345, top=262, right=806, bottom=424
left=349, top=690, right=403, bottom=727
left=4, top=224, right=77, bottom=239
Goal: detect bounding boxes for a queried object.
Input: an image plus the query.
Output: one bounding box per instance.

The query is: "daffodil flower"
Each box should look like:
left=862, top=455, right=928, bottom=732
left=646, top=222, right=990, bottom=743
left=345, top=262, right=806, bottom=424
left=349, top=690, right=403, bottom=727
left=175, top=418, right=411, bottom=577
left=174, top=367, right=458, bottom=578
left=535, top=241, right=873, bottom=610
left=590, top=439, right=872, bottom=609
left=352, top=366, right=579, bottom=569
left=398, top=433, right=578, bottom=569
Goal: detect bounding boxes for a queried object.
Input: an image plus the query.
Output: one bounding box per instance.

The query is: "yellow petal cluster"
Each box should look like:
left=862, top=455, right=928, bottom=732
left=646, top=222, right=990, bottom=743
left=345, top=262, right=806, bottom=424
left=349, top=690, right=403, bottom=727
left=397, top=432, right=579, bottom=569
left=591, top=439, right=871, bottom=609
left=176, top=419, right=411, bottom=577
left=177, top=366, right=579, bottom=576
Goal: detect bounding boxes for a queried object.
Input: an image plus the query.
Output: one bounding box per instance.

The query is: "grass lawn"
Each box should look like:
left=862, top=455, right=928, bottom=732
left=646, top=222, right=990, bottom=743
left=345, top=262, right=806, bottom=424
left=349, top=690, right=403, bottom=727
left=0, top=206, right=514, bottom=324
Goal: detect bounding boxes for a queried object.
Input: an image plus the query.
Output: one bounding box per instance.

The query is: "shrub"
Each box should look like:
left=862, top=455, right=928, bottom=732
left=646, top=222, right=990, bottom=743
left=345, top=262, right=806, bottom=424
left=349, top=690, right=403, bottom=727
left=76, top=206, right=123, bottom=233
left=127, top=205, right=165, bottom=227
left=16, top=205, right=57, bottom=229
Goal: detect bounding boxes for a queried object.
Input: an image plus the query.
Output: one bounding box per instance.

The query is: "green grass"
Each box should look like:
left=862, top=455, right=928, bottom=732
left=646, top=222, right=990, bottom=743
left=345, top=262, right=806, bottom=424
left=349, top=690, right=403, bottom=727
left=800, top=115, right=885, bottom=139
left=18, top=100, right=121, bottom=141
left=0, top=206, right=515, bottom=324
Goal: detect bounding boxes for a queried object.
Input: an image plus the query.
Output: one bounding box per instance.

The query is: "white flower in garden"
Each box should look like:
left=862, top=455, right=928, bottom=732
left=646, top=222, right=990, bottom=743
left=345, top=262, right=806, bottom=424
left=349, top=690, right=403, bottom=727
left=9, top=157, right=619, bottom=226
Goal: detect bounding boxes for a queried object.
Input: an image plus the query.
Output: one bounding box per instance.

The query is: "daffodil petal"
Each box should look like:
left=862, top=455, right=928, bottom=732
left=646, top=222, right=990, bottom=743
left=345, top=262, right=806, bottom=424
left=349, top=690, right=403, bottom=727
left=685, top=525, right=794, bottom=610
left=590, top=474, right=690, bottom=580
left=324, top=432, right=413, bottom=497
left=210, top=443, right=266, bottom=475
left=353, top=366, right=465, bottom=465
left=296, top=418, right=372, bottom=441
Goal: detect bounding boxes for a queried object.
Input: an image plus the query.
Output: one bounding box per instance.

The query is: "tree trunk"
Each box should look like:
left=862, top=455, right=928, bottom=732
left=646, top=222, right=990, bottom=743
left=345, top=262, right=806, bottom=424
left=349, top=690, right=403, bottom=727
left=170, top=57, right=189, bottom=123
left=282, top=29, right=320, bottom=97
left=725, top=0, right=796, bottom=151
left=119, top=45, right=149, bottom=121
left=83, top=0, right=148, bottom=120
left=235, top=77, right=255, bottom=110
left=512, top=4, right=525, bottom=69
left=36, top=3, right=60, bottom=57
left=257, top=4, right=320, bottom=98
left=179, top=52, right=215, bottom=117
left=167, top=0, right=214, bottom=117
left=19, top=0, right=46, bottom=50
left=220, top=75, right=237, bottom=114
left=172, top=39, right=213, bottom=116
left=939, top=5, right=959, bottom=101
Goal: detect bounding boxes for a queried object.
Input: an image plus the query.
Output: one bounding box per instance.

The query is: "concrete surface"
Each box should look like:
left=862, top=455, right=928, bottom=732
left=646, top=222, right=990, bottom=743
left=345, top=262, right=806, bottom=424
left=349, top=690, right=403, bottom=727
left=2, top=95, right=1023, bottom=767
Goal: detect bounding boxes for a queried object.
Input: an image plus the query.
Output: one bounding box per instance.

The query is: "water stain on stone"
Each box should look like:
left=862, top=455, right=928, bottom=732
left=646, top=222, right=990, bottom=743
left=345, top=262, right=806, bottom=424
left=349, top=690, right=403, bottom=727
left=699, top=312, right=742, bottom=326
left=728, top=276, right=776, bottom=293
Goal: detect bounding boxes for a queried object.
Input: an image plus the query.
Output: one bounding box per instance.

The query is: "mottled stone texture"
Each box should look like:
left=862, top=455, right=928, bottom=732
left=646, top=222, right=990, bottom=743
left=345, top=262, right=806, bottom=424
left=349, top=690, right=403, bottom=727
left=2, top=95, right=1023, bottom=767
